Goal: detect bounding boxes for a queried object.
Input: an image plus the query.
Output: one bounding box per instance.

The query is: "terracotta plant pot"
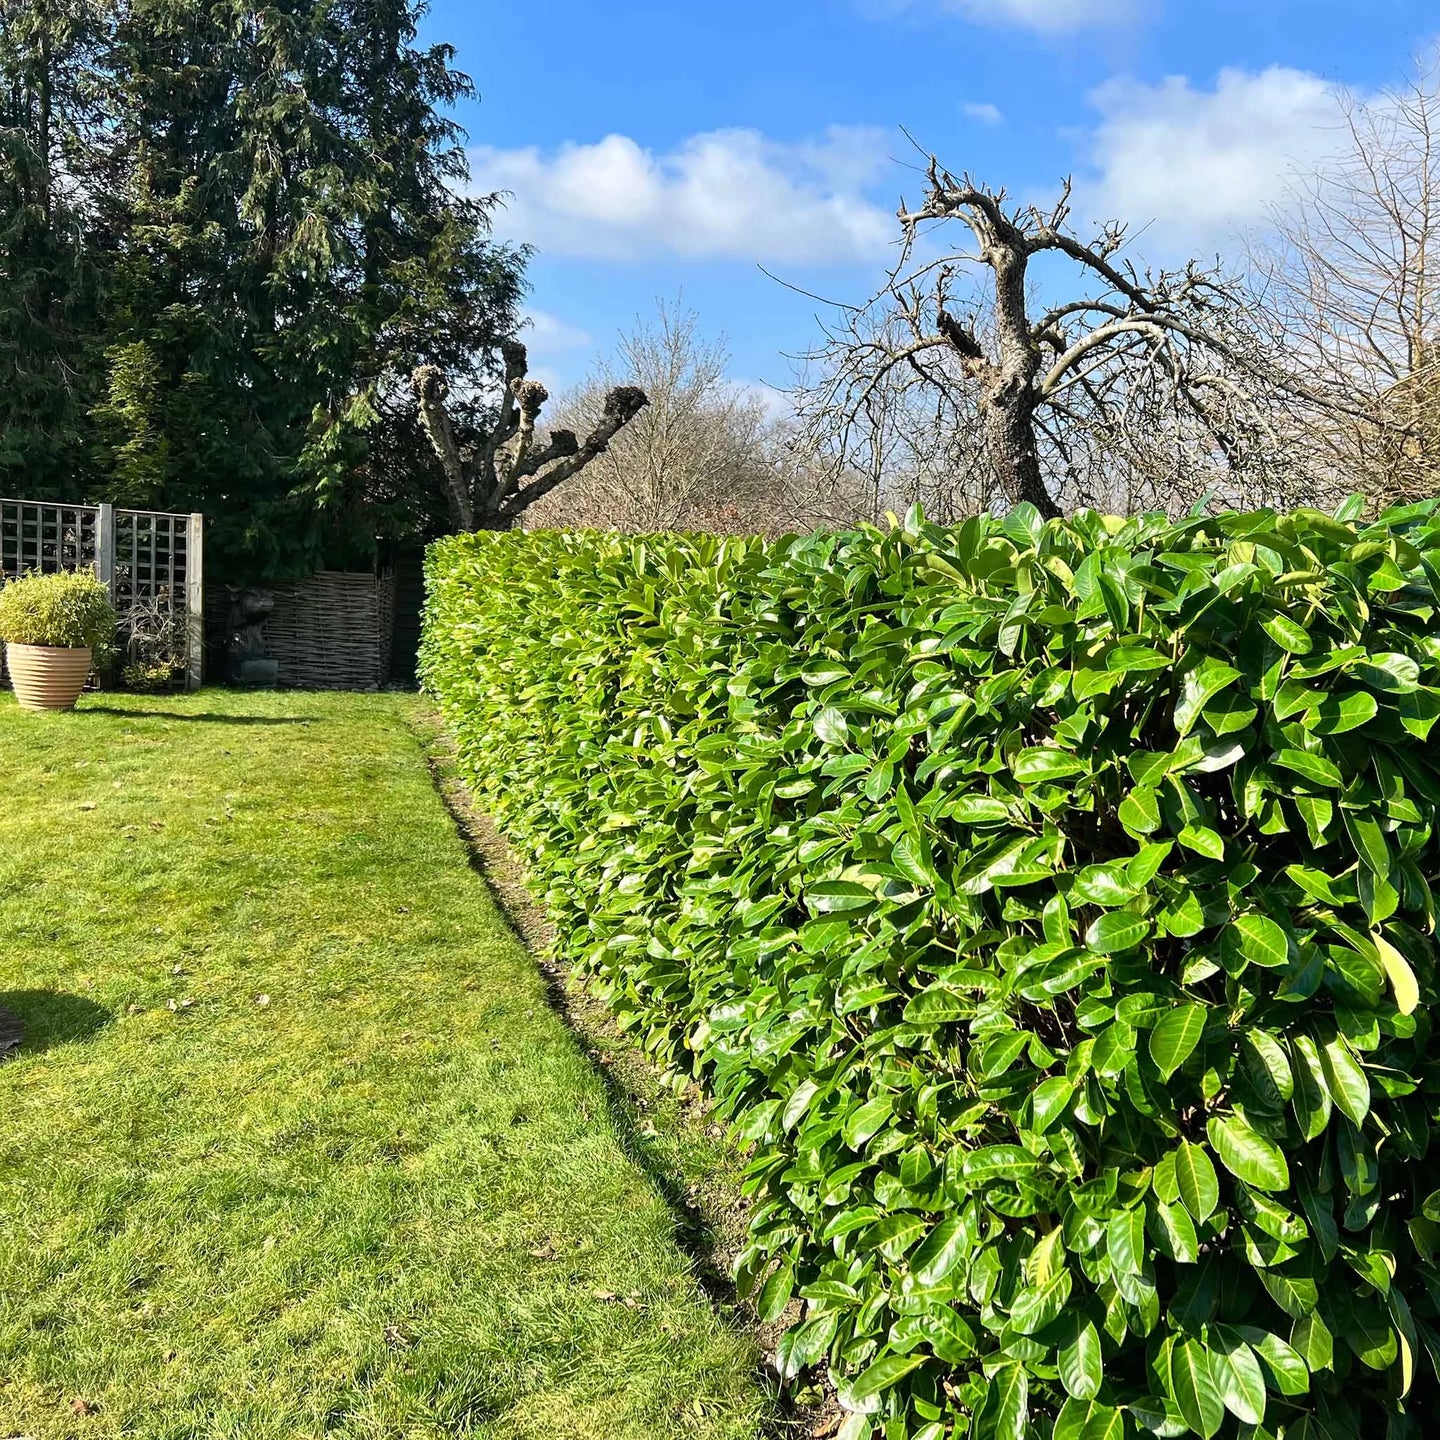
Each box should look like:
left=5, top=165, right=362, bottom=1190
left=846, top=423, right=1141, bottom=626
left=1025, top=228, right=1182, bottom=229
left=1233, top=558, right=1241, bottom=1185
left=5, top=643, right=94, bottom=712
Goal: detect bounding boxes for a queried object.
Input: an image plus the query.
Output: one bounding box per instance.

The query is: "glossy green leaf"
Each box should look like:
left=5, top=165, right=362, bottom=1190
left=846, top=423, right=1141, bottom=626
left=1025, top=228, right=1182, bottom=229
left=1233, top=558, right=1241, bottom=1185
left=843, top=1096, right=894, bottom=1149
left=903, top=984, right=969, bottom=1027
left=1262, top=612, right=1313, bottom=654
left=804, top=881, right=875, bottom=913
left=865, top=1213, right=928, bottom=1260
left=1117, top=786, right=1161, bottom=836
left=1058, top=1320, right=1103, bottom=1401
left=1290, top=1035, right=1333, bottom=1141
left=1080, top=1410, right=1127, bottom=1440
left=1091, top=1020, right=1137, bottom=1077
left=1252, top=1333, right=1309, bottom=1396
left=1055, top=1400, right=1127, bottom=1440
left=1175, top=1140, right=1221, bottom=1223
left=813, top=706, right=849, bottom=745
left=1072, top=862, right=1140, bottom=907
left=1261, top=1268, right=1319, bottom=1319
left=1245, top=1029, right=1295, bottom=1106
left=1291, top=1310, right=1333, bottom=1369
left=1009, top=1267, right=1072, bottom=1335
left=913, top=1305, right=978, bottom=1364
left=910, top=1216, right=970, bottom=1286
left=1343, top=810, right=1391, bottom=878
left=1320, top=1034, right=1370, bottom=1126
left=1176, top=660, right=1245, bottom=737
left=973, top=1361, right=1028, bottom=1440
left=1149, top=1003, right=1208, bottom=1080
left=1213, top=1332, right=1267, bottom=1425
left=1208, top=1115, right=1290, bottom=1191
left=892, top=831, right=939, bottom=889
left=1311, top=691, right=1378, bottom=735
left=1086, top=912, right=1152, bottom=955
left=1014, top=747, right=1088, bottom=784
left=1108, top=645, right=1170, bottom=672
left=1227, top=913, right=1290, bottom=970
left=1353, top=652, right=1421, bottom=693
left=1294, top=794, right=1333, bottom=848
left=1028, top=1076, right=1075, bottom=1134
left=758, top=1260, right=795, bottom=1322
left=848, top=1351, right=928, bottom=1401
left=962, top=1145, right=1039, bottom=1184
left=1153, top=1199, right=1199, bottom=1262
left=1127, top=841, right=1173, bottom=887
left=1178, top=823, right=1226, bottom=860
left=950, top=795, right=1009, bottom=823
left=1274, top=748, right=1344, bottom=788
left=1171, top=1339, right=1225, bottom=1439
left=1106, top=1209, right=1146, bottom=1277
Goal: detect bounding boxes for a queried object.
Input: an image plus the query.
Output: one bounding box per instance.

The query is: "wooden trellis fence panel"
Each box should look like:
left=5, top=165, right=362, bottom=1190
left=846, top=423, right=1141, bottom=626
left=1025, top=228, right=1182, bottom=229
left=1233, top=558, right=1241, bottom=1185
left=0, top=499, right=204, bottom=690
left=0, top=499, right=99, bottom=577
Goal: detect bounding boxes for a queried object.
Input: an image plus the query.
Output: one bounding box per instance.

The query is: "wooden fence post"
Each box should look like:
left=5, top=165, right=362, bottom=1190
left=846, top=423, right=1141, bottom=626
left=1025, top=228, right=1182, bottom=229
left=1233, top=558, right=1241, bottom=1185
left=96, top=504, right=116, bottom=601
left=186, top=512, right=204, bottom=691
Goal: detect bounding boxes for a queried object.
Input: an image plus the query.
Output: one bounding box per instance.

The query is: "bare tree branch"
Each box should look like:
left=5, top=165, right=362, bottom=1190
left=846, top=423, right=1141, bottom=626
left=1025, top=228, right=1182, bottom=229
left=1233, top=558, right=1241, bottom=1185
left=504, top=387, right=649, bottom=515
left=1254, top=54, right=1440, bottom=508
left=411, top=335, right=649, bottom=532
left=412, top=365, right=475, bottom=531
left=525, top=301, right=820, bottom=535
left=792, top=161, right=1351, bottom=519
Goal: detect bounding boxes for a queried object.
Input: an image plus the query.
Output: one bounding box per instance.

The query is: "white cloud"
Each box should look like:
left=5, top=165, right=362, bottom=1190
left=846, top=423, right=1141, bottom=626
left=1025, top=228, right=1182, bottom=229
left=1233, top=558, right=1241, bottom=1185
left=929, top=0, right=1140, bottom=33
left=962, top=101, right=1006, bottom=125
left=469, top=127, right=895, bottom=264
left=519, top=310, right=595, bottom=395
left=1081, top=66, right=1347, bottom=251
left=524, top=309, right=593, bottom=356
left=962, top=0, right=1135, bottom=30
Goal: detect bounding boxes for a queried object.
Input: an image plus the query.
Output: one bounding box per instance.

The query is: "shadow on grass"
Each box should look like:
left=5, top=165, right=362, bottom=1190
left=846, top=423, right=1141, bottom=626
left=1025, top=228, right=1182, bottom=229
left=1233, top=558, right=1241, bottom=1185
left=80, top=707, right=311, bottom=727
left=0, top=990, right=113, bottom=1059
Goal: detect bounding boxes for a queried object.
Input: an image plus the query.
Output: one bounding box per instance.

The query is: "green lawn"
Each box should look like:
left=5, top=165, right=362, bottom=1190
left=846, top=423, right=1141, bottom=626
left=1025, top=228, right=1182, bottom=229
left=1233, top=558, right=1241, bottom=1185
left=0, top=690, right=768, bottom=1440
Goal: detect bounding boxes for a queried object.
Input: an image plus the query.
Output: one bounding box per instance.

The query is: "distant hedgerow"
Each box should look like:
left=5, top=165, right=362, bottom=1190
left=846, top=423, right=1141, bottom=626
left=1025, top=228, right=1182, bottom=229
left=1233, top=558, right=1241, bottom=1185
left=421, top=500, right=1440, bottom=1440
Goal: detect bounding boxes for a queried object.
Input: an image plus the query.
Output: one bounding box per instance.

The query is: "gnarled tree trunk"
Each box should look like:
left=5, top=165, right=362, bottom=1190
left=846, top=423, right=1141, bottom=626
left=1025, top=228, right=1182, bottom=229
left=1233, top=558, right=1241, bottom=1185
left=983, top=374, right=1054, bottom=518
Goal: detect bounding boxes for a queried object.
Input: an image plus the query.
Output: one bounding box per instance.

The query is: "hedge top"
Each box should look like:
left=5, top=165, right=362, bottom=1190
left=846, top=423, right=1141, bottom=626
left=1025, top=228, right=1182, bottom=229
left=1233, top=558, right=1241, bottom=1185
left=422, top=497, right=1440, bottom=1440
left=0, top=568, right=117, bottom=649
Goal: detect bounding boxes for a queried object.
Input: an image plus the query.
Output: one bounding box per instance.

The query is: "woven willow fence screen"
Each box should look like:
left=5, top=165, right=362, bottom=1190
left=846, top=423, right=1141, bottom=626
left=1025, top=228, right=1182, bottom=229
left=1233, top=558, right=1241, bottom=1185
left=263, top=571, right=396, bottom=690
left=0, top=498, right=204, bottom=689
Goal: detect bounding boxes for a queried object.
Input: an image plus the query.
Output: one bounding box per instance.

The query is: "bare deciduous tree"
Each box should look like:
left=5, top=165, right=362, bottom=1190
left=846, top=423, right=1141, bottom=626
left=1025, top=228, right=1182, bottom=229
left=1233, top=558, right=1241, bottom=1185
left=411, top=340, right=648, bottom=532
left=1256, top=56, right=1440, bottom=507
left=526, top=302, right=796, bottom=534
left=789, top=307, right=991, bottom=526
left=799, top=162, right=1336, bottom=519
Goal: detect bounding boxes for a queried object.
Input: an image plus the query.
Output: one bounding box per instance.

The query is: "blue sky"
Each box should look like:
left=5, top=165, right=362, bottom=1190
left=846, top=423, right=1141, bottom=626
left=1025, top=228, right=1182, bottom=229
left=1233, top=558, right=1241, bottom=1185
left=419, top=0, right=1435, bottom=400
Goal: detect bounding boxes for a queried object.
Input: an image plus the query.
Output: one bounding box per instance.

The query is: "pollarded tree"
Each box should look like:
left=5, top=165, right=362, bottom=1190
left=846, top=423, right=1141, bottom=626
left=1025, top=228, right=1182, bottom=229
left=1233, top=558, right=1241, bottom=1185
left=411, top=342, right=647, bottom=532
left=801, top=164, right=1346, bottom=519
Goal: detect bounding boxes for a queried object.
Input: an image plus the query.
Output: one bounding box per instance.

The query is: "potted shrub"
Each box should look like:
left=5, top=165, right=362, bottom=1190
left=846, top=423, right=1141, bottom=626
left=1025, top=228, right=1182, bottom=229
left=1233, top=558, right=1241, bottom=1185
left=0, top=570, right=117, bottom=712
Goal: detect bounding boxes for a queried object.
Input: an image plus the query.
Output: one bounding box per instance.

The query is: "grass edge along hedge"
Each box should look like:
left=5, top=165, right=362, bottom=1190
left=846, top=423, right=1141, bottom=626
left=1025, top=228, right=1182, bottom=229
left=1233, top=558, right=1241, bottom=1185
left=421, top=503, right=1440, bottom=1440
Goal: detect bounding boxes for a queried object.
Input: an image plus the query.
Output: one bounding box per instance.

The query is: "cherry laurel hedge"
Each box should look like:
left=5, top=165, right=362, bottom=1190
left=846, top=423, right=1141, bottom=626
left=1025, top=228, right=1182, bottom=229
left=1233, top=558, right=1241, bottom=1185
left=421, top=503, right=1440, bottom=1440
